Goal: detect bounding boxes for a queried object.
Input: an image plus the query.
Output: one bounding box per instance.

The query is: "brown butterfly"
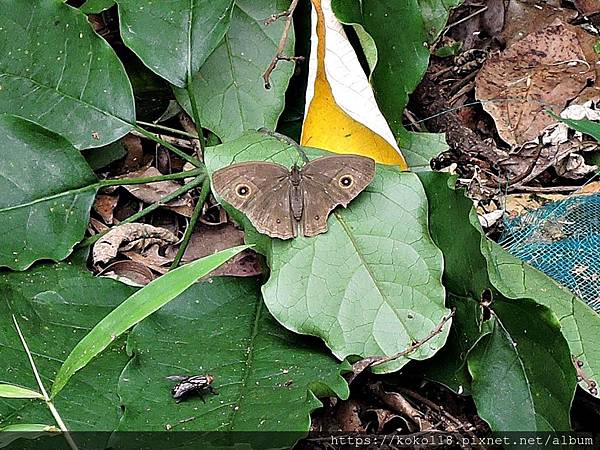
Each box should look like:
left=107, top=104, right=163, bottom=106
left=211, top=155, right=375, bottom=239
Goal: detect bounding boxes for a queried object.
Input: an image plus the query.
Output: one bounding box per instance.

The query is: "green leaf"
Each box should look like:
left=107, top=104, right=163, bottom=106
left=417, top=0, right=463, bottom=42
left=468, top=297, right=576, bottom=433
left=80, top=0, right=115, bottom=14
left=418, top=172, right=600, bottom=401
left=0, top=424, right=59, bottom=449
left=414, top=294, right=482, bottom=395
left=0, top=385, right=42, bottom=400
left=82, top=141, right=126, bottom=171
left=401, top=131, right=449, bottom=169
left=115, top=277, right=349, bottom=450
left=0, top=0, right=135, bottom=149
left=50, top=245, right=249, bottom=399
left=175, top=0, right=295, bottom=141
left=0, top=260, right=135, bottom=448
left=0, top=115, right=98, bottom=270
left=205, top=131, right=450, bottom=374
left=483, top=240, right=600, bottom=399
left=117, top=0, right=234, bottom=88
left=554, top=115, right=600, bottom=142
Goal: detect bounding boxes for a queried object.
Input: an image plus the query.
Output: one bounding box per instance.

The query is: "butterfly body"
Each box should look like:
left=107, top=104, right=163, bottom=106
left=212, top=155, right=375, bottom=239
left=289, top=165, right=304, bottom=222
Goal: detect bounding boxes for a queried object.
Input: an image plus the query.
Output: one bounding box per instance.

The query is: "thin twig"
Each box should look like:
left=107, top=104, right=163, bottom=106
left=12, top=315, right=80, bottom=450
left=443, top=6, right=488, bottom=33
left=262, top=0, right=302, bottom=89
left=397, top=387, right=485, bottom=450
left=369, top=382, right=429, bottom=432
left=573, top=356, right=598, bottom=396
left=348, top=310, right=455, bottom=383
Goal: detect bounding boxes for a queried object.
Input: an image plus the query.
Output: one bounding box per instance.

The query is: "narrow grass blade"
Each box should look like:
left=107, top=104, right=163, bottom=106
left=51, top=245, right=250, bottom=398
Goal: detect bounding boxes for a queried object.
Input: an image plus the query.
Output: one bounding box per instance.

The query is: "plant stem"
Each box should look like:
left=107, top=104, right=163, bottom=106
left=12, top=316, right=80, bottom=450
left=134, top=124, right=202, bottom=167
left=169, top=177, right=211, bottom=270
left=80, top=175, right=205, bottom=248
left=137, top=121, right=199, bottom=139
left=186, top=76, right=206, bottom=156
left=99, top=168, right=203, bottom=188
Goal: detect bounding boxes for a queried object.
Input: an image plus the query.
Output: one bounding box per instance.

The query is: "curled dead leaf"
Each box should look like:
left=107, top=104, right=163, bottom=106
left=93, top=223, right=178, bottom=265
left=98, top=259, right=155, bottom=286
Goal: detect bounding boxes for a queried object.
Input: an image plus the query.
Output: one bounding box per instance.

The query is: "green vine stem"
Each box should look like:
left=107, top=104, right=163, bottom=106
left=186, top=76, right=206, bottom=155
left=133, top=124, right=202, bottom=167
left=12, top=315, right=80, bottom=450
left=98, top=168, right=203, bottom=188
left=79, top=174, right=205, bottom=249
left=136, top=121, right=199, bottom=139
left=0, top=169, right=204, bottom=216
left=169, top=177, right=211, bottom=270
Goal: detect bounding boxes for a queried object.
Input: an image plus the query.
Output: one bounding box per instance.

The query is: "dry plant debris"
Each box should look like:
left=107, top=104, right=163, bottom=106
left=476, top=19, right=596, bottom=147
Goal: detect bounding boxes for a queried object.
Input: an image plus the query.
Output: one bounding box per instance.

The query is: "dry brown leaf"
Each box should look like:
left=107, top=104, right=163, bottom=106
left=499, top=141, right=588, bottom=184
left=577, top=180, right=600, bottom=194
left=117, top=134, right=151, bottom=174
left=180, top=223, right=262, bottom=277
left=121, top=167, right=194, bottom=217
left=336, top=399, right=365, bottom=433
left=555, top=153, right=598, bottom=178
left=574, top=0, right=600, bottom=15
left=476, top=19, right=596, bottom=146
left=501, top=0, right=577, bottom=46
left=93, top=223, right=178, bottom=265
left=88, top=217, right=109, bottom=235
left=123, top=244, right=174, bottom=274
left=99, top=260, right=155, bottom=286
left=93, top=193, right=119, bottom=224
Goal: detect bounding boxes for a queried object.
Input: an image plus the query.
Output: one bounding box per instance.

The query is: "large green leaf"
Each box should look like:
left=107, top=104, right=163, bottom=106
left=115, top=277, right=349, bottom=450
left=205, top=131, right=450, bottom=374
left=117, top=0, right=234, bottom=88
left=0, top=115, right=98, bottom=270
left=0, top=0, right=135, bottom=149
left=418, top=171, right=599, bottom=400
left=51, top=245, right=248, bottom=398
left=0, top=260, right=136, bottom=449
left=483, top=240, right=600, bottom=399
left=468, top=297, right=576, bottom=433
left=175, top=0, right=295, bottom=141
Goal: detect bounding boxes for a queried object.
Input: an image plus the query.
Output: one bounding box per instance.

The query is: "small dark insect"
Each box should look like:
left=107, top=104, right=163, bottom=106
left=166, top=374, right=217, bottom=403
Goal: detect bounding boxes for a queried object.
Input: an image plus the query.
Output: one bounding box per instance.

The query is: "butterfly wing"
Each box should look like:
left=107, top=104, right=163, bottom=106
left=300, top=155, right=375, bottom=237
left=212, top=161, right=297, bottom=239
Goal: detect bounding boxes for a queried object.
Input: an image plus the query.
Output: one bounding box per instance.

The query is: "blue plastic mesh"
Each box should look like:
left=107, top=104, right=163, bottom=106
left=499, top=193, right=600, bottom=312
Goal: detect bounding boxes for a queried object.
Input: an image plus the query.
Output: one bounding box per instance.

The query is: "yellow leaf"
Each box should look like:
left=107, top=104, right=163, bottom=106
left=301, top=0, right=408, bottom=169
